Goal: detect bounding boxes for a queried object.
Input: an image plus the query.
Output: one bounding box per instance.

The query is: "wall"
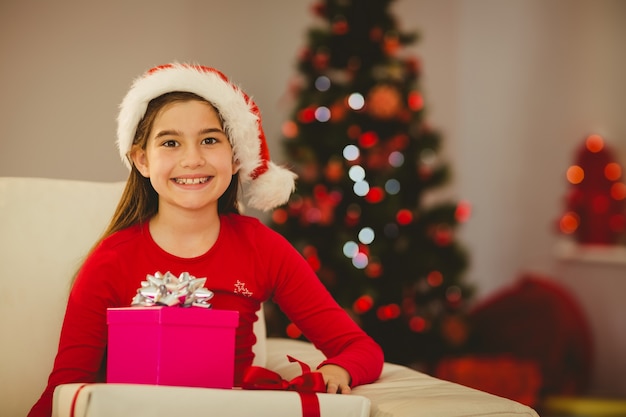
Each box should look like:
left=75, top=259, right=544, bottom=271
left=1, top=0, right=624, bottom=397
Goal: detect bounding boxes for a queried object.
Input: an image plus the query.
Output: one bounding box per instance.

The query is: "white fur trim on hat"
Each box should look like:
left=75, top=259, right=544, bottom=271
left=116, top=63, right=296, bottom=211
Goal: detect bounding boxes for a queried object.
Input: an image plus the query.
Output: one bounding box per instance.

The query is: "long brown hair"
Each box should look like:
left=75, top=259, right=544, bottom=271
left=90, top=92, right=241, bottom=256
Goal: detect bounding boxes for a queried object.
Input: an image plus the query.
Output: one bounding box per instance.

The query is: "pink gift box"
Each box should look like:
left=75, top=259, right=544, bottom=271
left=107, top=307, right=239, bottom=389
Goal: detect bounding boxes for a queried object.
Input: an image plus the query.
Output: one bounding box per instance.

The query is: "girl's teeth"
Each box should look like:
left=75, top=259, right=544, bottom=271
left=175, top=177, right=208, bottom=185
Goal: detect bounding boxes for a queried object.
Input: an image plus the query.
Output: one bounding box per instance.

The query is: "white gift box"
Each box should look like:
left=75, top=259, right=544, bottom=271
left=53, top=383, right=370, bottom=417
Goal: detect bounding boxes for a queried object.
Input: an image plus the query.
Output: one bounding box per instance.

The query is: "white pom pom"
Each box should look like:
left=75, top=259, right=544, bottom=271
left=245, top=163, right=297, bottom=211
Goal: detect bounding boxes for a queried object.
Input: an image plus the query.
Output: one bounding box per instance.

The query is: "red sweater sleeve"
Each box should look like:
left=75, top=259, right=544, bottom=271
left=261, top=226, right=384, bottom=387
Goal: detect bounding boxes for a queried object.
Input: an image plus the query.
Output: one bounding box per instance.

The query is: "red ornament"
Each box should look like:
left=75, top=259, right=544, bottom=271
left=367, top=85, right=403, bottom=119
left=286, top=322, right=302, bottom=339
left=365, top=261, right=383, bottom=278
left=311, top=2, right=326, bottom=18
left=409, top=316, right=427, bottom=332
left=408, top=91, right=424, bottom=111
left=332, top=18, right=349, bottom=35
left=358, top=131, right=379, bottom=148
left=396, top=209, right=413, bottom=225
left=271, top=208, right=288, bottom=225
left=455, top=200, right=472, bottom=223
left=376, top=304, right=401, bottom=321
left=297, top=107, right=316, bottom=124
left=352, top=295, right=374, bottom=314
left=365, top=186, right=384, bottom=203
left=312, top=51, right=330, bottom=70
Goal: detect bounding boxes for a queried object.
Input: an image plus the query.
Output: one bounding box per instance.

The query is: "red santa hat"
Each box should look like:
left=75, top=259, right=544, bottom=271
left=116, top=63, right=296, bottom=211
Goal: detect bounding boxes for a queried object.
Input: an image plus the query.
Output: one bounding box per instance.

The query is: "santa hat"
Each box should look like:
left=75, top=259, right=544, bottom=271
left=116, top=62, right=296, bottom=211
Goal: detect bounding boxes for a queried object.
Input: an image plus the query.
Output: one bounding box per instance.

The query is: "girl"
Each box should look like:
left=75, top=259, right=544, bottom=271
left=29, top=63, right=383, bottom=417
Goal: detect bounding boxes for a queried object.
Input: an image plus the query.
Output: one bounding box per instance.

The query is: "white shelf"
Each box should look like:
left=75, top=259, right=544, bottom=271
left=555, top=239, right=626, bottom=265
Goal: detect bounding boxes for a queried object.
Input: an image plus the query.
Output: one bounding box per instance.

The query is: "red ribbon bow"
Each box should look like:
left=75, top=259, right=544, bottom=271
left=242, top=355, right=326, bottom=417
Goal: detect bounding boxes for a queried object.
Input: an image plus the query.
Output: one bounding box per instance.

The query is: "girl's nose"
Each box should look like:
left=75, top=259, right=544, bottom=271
left=181, top=145, right=206, bottom=168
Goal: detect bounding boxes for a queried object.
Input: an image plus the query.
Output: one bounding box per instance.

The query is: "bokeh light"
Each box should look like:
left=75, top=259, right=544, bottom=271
left=286, top=322, right=302, bottom=339
left=560, top=212, right=579, bottom=234
left=347, top=93, right=365, bottom=110
left=396, top=209, right=413, bottom=225
left=314, top=106, right=331, bottom=122
left=281, top=120, right=298, bottom=138
left=365, top=186, right=384, bottom=203
left=348, top=165, right=366, bottom=182
left=343, top=241, right=359, bottom=258
left=352, top=252, right=369, bottom=269
left=352, top=295, right=374, bottom=314
left=353, top=180, right=370, bottom=196
left=566, top=165, right=584, bottom=184
left=427, top=270, right=443, bottom=287
left=409, top=316, right=427, bottom=332
left=611, top=182, right=626, bottom=200
left=408, top=91, right=424, bottom=111
left=605, top=162, right=622, bottom=181
left=358, top=227, right=375, bottom=244
left=388, top=151, right=405, bottom=167
left=585, top=134, right=604, bottom=153
left=315, top=75, right=331, bottom=91
left=343, top=144, right=360, bottom=161
left=271, top=208, right=288, bottom=224
left=377, top=304, right=401, bottom=321
left=385, top=179, right=400, bottom=195
left=455, top=200, right=472, bottom=223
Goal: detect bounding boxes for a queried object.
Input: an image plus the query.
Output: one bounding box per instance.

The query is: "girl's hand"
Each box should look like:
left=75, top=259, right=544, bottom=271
left=318, top=364, right=352, bottom=394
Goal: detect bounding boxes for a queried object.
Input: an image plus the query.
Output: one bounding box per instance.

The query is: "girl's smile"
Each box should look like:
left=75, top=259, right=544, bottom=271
left=173, top=176, right=211, bottom=185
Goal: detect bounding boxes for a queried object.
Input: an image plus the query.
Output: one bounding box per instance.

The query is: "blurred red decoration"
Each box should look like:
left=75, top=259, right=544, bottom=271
left=367, top=85, right=403, bottom=119
left=311, top=1, right=326, bottom=18
left=365, top=186, right=385, bottom=203
left=409, top=316, right=427, bottom=332
left=407, top=91, right=424, bottom=111
left=365, top=261, right=383, bottom=278
left=396, top=209, right=413, bottom=225
left=559, top=134, right=626, bottom=244
left=376, top=303, right=401, bottom=321
left=332, top=17, right=349, bottom=35
left=427, top=270, right=443, bottom=287
left=298, top=107, right=316, bottom=123
left=383, top=32, right=400, bottom=55
left=324, top=159, right=344, bottom=182
left=358, top=131, right=379, bottom=148
left=455, top=200, right=472, bottom=223
left=271, top=208, right=288, bottom=225
left=282, top=120, right=299, bottom=139
left=352, top=295, right=374, bottom=314
left=286, top=322, right=303, bottom=339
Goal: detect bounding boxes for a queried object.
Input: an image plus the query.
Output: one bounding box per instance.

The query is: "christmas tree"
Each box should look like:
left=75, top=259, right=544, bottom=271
left=559, top=134, right=626, bottom=245
left=267, top=0, right=473, bottom=370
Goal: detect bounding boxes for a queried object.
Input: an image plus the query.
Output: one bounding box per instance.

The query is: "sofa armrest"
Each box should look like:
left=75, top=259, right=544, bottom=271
left=266, top=338, right=541, bottom=417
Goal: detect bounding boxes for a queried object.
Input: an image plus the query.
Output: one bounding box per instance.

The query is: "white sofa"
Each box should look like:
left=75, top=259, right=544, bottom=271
left=0, top=177, right=540, bottom=417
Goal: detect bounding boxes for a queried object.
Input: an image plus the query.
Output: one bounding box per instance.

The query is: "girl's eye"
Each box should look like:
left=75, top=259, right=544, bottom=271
left=202, top=137, right=218, bottom=145
left=162, top=140, right=178, bottom=147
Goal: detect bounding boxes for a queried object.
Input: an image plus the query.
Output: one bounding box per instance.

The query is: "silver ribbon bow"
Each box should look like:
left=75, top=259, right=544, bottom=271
left=131, top=271, right=214, bottom=308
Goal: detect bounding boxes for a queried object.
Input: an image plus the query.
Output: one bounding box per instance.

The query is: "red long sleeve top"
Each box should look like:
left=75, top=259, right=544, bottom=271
left=29, top=213, right=383, bottom=416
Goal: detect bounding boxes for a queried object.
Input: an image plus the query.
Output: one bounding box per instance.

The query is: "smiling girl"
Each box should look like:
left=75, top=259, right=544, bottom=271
left=28, top=64, right=383, bottom=417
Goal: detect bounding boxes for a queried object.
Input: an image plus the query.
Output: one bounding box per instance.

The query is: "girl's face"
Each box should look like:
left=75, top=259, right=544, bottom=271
left=131, top=100, right=237, bottom=215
